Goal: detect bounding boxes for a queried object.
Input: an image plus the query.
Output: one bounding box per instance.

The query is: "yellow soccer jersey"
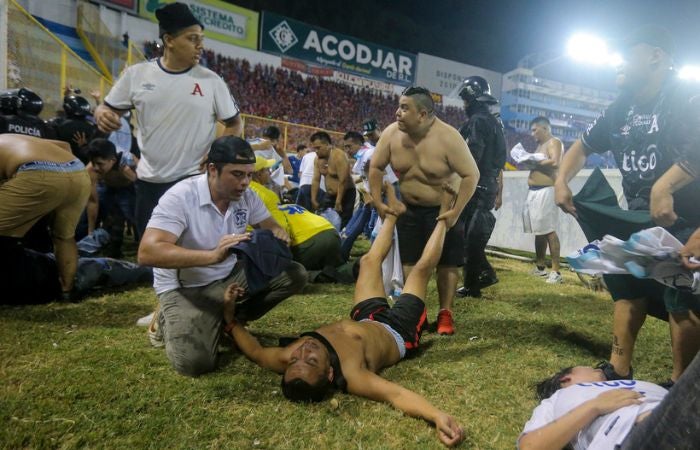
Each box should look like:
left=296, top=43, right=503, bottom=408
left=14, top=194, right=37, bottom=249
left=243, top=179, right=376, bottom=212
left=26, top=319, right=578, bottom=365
left=249, top=182, right=335, bottom=246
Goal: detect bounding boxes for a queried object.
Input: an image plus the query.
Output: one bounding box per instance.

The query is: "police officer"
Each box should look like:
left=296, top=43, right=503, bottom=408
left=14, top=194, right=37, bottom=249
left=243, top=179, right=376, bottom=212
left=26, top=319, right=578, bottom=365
left=456, top=76, right=506, bottom=298
left=0, top=88, right=53, bottom=138
left=52, top=93, right=98, bottom=164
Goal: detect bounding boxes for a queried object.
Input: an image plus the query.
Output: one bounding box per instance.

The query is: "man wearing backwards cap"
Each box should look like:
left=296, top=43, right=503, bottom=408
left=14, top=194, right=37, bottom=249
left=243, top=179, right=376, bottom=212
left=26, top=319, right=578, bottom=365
left=94, top=2, right=242, bottom=239
left=138, top=136, right=307, bottom=377
left=555, top=25, right=700, bottom=384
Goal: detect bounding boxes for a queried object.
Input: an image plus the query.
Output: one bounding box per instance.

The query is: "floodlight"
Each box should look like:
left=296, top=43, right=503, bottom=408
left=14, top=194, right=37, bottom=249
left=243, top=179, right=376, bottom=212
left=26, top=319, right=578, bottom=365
left=567, top=33, right=610, bottom=65
left=607, top=52, right=623, bottom=68
left=679, top=65, right=700, bottom=82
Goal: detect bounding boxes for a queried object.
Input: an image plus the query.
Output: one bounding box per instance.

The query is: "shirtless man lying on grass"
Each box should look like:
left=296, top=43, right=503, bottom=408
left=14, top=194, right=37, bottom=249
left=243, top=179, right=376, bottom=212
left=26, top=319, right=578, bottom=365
left=222, top=183, right=465, bottom=447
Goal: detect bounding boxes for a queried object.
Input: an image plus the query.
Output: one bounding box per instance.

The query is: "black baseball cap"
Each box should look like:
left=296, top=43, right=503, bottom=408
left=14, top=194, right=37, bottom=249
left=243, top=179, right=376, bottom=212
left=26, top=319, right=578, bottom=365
left=362, top=119, right=378, bottom=136
left=156, top=2, right=204, bottom=38
left=620, top=25, right=675, bottom=56
left=207, top=136, right=256, bottom=165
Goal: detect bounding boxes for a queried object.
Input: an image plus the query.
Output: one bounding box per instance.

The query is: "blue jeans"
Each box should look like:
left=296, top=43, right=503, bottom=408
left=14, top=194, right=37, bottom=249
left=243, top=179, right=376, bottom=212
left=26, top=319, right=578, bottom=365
left=340, top=203, right=372, bottom=261
left=76, top=183, right=136, bottom=242
left=295, top=185, right=325, bottom=212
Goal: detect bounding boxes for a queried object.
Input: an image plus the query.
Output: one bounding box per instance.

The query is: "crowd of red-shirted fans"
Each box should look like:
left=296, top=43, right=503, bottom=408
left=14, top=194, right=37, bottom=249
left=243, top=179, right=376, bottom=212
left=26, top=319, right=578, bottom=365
left=143, top=42, right=616, bottom=169
left=144, top=42, right=466, bottom=132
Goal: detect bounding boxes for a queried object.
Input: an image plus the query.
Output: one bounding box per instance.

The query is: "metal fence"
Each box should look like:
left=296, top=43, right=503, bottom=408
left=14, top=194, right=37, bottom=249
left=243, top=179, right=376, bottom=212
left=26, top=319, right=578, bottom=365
left=242, top=114, right=344, bottom=153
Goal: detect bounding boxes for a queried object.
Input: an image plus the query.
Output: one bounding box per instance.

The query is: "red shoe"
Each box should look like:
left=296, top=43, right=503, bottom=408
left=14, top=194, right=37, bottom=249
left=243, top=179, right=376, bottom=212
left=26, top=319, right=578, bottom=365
left=436, top=309, right=454, bottom=335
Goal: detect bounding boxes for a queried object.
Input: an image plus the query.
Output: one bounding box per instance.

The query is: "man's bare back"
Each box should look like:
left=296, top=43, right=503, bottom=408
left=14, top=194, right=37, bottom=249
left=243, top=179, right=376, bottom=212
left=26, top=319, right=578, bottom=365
left=0, top=134, right=75, bottom=179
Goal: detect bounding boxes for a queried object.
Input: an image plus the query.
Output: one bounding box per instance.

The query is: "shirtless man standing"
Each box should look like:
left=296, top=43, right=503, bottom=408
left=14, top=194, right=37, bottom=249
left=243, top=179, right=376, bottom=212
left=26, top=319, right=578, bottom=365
left=310, top=131, right=356, bottom=228
left=0, top=134, right=91, bottom=298
left=226, top=184, right=464, bottom=447
left=524, top=116, right=563, bottom=284
left=369, top=86, right=479, bottom=335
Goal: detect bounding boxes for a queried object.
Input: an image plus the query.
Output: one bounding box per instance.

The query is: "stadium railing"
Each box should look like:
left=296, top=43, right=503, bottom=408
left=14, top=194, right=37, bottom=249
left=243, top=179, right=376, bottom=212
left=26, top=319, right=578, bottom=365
left=241, top=114, right=344, bottom=152
left=6, top=0, right=112, bottom=118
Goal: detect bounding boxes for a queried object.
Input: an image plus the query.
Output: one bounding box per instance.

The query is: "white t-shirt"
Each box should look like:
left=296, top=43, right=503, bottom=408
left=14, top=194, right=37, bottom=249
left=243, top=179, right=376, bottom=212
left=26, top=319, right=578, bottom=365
left=248, top=137, right=282, bottom=163
left=104, top=59, right=239, bottom=183
left=519, top=380, right=667, bottom=450
left=352, top=144, right=398, bottom=191
left=299, top=151, right=325, bottom=190
left=147, top=174, right=270, bottom=294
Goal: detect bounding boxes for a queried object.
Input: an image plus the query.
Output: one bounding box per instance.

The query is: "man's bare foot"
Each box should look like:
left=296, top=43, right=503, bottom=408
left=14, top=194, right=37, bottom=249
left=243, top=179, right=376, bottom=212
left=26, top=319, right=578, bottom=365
left=384, top=182, right=406, bottom=216
left=439, top=183, right=458, bottom=215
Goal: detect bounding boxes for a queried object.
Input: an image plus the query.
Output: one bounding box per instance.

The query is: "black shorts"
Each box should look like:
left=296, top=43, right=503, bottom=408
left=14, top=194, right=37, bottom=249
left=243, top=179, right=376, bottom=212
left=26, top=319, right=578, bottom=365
left=396, top=203, right=465, bottom=266
left=322, top=189, right=356, bottom=226
left=350, top=294, right=427, bottom=351
left=604, top=275, right=700, bottom=319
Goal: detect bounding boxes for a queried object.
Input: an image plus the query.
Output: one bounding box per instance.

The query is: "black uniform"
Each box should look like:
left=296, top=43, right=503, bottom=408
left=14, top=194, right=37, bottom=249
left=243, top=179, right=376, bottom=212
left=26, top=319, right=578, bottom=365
left=580, top=75, right=700, bottom=310
left=458, top=101, right=507, bottom=297
left=0, top=113, right=53, bottom=138
left=51, top=117, right=98, bottom=164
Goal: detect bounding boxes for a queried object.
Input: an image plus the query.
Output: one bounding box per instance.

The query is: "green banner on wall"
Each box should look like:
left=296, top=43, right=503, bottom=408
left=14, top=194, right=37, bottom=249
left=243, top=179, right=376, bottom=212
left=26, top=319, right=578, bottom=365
left=260, top=11, right=415, bottom=86
left=140, top=0, right=259, bottom=49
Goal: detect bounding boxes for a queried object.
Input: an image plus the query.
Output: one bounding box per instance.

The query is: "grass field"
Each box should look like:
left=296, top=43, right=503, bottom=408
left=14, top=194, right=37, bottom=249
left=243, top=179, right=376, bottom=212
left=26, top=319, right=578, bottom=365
left=0, top=252, right=672, bottom=449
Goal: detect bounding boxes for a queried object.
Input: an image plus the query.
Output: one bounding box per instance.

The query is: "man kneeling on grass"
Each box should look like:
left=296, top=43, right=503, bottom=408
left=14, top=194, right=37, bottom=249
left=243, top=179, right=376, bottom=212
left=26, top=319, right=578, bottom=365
left=222, top=183, right=464, bottom=447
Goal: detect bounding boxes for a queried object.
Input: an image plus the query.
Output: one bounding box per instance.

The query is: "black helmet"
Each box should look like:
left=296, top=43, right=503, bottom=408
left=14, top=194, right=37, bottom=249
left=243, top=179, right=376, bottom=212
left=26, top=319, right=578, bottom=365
left=458, top=76, right=497, bottom=104
left=0, top=88, right=43, bottom=116
left=17, top=88, right=44, bottom=115
left=0, top=90, right=19, bottom=115
left=63, top=94, right=92, bottom=117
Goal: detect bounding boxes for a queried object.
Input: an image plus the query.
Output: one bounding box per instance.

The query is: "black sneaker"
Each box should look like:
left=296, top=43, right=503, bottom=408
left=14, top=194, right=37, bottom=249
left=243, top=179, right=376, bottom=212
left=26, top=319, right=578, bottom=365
left=595, top=361, right=633, bottom=380
left=456, top=286, right=482, bottom=298
left=658, top=379, right=675, bottom=390
left=478, top=271, right=499, bottom=289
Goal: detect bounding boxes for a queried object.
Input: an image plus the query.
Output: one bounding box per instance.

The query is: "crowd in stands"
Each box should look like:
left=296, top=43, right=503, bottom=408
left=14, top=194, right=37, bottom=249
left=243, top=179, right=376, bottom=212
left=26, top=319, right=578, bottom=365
left=144, top=42, right=466, bottom=137
left=145, top=42, right=617, bottom=169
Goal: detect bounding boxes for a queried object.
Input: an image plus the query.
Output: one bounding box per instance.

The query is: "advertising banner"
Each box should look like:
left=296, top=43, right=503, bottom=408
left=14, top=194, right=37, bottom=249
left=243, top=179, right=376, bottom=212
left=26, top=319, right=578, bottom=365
left=91, top=0, right=138, bottom=13
left=260, top=11, right=416, bottom=86
left=139, top=0, right=259, bottom=49
left=416, top=53, right=502, bottom=99
left=332, top=71, right=395, bottom=96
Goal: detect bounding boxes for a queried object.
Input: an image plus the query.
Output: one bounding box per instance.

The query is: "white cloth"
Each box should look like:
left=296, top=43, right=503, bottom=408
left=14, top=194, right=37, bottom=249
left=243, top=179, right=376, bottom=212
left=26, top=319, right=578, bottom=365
left=146, top=174, right=270, bottom=294
left=298, top=151, right=325, bottom=190
left=568, top=227, right=700, bottom=294
left=249, top=137, right=282, bottom=163
left=372, top=216, right=404, bottom=297
left=519, top=380, right=666, bottom=450
left=511, top=142, right=546, bottom=168
left=104, top=59, right=239, bottom=183
left=351, top=142, right=374, bottom=177
left=108, top=116, right=132, bottom=155
left=352, top=144, right=398, bottom=192
left=270, top=165, right=286, bottom=187
left=523, top=186, right=558, bottom=235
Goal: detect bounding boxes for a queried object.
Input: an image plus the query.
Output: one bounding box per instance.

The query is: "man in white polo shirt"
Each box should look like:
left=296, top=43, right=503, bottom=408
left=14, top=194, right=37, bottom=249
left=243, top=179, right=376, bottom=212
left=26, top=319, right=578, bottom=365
left=138, top=136, right=307, bottom=377
left=94, top=2, right=241, bottom=238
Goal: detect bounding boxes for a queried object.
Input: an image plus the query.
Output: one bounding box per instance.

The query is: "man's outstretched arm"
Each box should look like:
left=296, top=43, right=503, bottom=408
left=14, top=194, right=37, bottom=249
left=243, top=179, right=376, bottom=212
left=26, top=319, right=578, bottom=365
left=228, top=323, right=290, bottom=373
left=348, top=370, right=464, bottom=447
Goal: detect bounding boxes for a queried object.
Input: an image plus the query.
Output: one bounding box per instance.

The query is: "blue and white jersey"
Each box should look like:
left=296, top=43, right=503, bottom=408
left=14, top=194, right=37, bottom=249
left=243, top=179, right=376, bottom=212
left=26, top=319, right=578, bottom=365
left=520, top=380, right=667, bottom=450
